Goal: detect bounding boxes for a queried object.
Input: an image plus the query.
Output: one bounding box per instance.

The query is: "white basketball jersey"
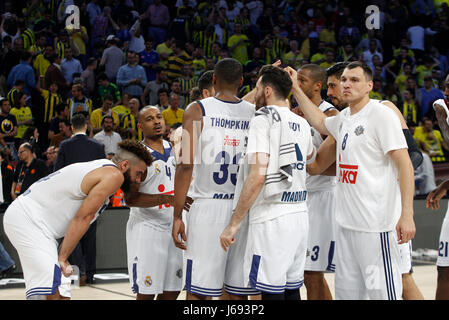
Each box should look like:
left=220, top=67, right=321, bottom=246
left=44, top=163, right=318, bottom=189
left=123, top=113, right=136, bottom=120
left=191, top=96, right=255, bottom=200
left=16, top=159, right=116, bottom=239
left=324, top=100, right=407, bottom=232
left=129, top=140, right=176, bottom=231
left=306, top=100, right=337, bottom=192
left=243, top=106, right=314, bottom=224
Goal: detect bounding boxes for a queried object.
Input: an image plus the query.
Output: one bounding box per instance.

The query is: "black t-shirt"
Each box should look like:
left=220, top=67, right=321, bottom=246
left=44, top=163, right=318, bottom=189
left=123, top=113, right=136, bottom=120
left=0, top=113, right=17, bottom=143
left=13, top=158, right=49, bottom=196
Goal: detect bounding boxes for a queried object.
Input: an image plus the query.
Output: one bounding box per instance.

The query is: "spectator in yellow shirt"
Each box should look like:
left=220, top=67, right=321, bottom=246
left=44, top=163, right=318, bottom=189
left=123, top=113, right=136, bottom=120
left=414, top=118, right=449, bottom=162
left=161, top=93, right=184, bottom=128
left=227, top=23, right=249, bottom=65
left=90, top=95, right=119, bottom=134
left=9, top=92, right=33, bottom=140
left=33, top=44, right=54, bottom=79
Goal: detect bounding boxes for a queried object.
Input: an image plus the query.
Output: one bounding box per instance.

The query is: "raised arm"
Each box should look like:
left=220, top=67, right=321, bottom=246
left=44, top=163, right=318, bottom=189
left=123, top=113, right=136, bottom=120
left=285, top=66, right=330, bottom=136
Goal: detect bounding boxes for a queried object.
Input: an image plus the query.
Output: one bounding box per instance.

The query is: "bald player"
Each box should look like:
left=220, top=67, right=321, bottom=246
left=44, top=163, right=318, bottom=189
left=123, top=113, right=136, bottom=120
left=303, top=62, right=423, bottom=300
left=125, top=106, right=191, bottom=300
left=3, top=140, right=151, bottom=300
left=426, top=74, right=449, bottom=300
left=296, top=64, right=338, bottom=300
left=173, top=58, right=259, bottom=300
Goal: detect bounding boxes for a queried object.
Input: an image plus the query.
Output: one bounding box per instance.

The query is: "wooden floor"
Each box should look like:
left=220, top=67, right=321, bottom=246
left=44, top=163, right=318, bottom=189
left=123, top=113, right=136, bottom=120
left=0, top=264, right=439, bottom=300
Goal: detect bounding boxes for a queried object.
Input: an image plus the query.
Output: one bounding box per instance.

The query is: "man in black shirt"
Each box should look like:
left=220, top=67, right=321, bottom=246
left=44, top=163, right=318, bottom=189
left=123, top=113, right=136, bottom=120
left=11, top=142, right=48, bottom=200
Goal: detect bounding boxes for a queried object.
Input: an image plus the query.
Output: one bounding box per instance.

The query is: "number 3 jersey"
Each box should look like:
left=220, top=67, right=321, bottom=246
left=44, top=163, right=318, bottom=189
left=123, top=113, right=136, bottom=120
left=324, top=100, right=407, bottom=232
left=129, top=140, right=176, bottom=231
left=14, top=159, right=116, bottom=239
left=191, top=97, right=255, bottom=200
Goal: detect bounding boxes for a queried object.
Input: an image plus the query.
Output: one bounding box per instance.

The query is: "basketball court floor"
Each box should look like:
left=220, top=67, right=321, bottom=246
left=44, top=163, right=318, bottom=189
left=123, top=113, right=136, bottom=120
left=0, top=263, right=438, bottom=300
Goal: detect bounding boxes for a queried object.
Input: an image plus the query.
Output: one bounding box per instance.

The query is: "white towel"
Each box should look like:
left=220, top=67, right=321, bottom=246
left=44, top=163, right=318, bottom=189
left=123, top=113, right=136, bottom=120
left=256, top=106, right=297, bottom=198
left=433, top=99, right=449, bottom=125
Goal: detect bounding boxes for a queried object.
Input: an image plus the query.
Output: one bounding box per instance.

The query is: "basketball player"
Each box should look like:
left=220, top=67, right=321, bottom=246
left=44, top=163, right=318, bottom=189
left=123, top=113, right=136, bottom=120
left=286, top=62, right=416, bottom=300
left=307, top=62, right=424, bottom=300
left=3, top=140, right=152, bottom=300
left=425, top=74, right=449, bottom=300
left=124, top=106, right=188, bottom=300
left=296, top=64, right=338, bottom=300
left=172, top=58, right=259, bottom=300
left=220, top=65, right=315, bottom=300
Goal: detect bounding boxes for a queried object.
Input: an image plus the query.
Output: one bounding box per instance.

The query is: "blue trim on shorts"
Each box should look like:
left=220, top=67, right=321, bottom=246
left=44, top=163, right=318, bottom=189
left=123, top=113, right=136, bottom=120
left=249, top=254, right=261, bottom=289
left=326, top=241, right=336, bottom=272
left=254, top=281, right=286, bottom=294
left=26, top=264, right=61, bottom=298
left=285, top=280, right=304, bottom=290
left=185, top=259, right=192, bottom=292
left=380, top=232, right=397, bottom=300
left=189, top=285, right=222, bottom=297
left=224, top=284, right=260, bottom=296
left=132, top=263, right=139, bottom=294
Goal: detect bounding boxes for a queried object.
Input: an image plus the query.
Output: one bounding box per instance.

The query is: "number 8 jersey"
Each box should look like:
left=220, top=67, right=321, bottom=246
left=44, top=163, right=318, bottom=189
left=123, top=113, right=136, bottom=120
left=191, top=97, right=255, bottom=200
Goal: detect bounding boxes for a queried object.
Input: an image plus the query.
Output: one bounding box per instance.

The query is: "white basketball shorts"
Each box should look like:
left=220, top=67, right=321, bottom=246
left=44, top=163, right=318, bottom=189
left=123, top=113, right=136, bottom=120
left=184, top=199, right=259, bottom=297
left=305, top=189, right=336, bottom=272
left=334, top=225, right=402, bottom=300
left=244, top=211, right=308, bottom=293
left=437, top=209, right=449, bottom=267
left=3, top=201, right=71, bottom=299
left=126, top=214, right=183, bottom=295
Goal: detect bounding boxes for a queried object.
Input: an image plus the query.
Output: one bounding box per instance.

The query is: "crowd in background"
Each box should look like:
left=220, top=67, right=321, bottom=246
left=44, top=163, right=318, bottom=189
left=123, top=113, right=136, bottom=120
left=0, top=0, right=448, bottom=206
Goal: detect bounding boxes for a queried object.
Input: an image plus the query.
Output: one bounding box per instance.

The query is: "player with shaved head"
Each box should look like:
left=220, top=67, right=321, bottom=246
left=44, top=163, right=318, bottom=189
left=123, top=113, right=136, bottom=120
left=124, top=106, right=191, bottom=300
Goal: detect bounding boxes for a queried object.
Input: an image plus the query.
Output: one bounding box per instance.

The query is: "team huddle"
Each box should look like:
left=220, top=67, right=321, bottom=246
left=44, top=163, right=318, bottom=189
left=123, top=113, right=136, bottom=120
left=5, top=57, right=449, bottom=300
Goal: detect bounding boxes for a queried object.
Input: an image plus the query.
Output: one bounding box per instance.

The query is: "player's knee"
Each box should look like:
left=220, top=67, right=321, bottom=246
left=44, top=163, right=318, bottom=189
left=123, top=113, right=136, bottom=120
left=437, top=266, right=449, bottom=281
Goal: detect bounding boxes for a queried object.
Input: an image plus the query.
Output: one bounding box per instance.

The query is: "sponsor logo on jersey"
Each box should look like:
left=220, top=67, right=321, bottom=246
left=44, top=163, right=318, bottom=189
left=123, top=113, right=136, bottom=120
left=338, top=154, right=358, bottom=184
left=224, top=135, right=240, bottom=147
left=280, top=190, right=307, bottom=203
left=212, top=193, right=234, bottom=199
left=209, top=117, right=250, bottom=130
left=354, top=125, right=364, bottom=136
left=157, top=184, right=174, bottom=209
left=144, top=276, right=152, bottom=287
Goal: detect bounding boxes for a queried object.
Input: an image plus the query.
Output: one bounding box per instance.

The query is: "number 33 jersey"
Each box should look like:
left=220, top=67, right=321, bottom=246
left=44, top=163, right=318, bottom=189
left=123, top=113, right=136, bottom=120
left=129, top=140, right=176, bottom=231
left=191, top=97, right=255, bottom=200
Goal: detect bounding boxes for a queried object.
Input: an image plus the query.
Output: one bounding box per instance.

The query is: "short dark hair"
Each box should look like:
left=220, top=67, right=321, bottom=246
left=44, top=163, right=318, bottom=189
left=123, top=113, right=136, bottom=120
left=97, top=72, right=109, bottom=82
left=55, top=103, right=67, bottom=114
left=21, top=51, right=31, bottom=61
left=299, top=64, right=326, bottom=84
left=14, top=79, right=25, bottom=87
left=345, top=61, right=373, bottom=81
left=214, top=58, right=243, bottom=87
left=158, top=88, right=169, bottom=96
left=60, top=119, right=71, bottom=127
left=258, top=65, right=292, bottom=100
left=101, top=115, right=114, bottom=126
left=71, top=113, right=86, bottom=130
left=198, top=70, right=214, bottom=93
left=103, top=94, right=114, bottom=102
left=48, top=53, right=59, bottom=64
left=326, top=62, right=349, bottom=79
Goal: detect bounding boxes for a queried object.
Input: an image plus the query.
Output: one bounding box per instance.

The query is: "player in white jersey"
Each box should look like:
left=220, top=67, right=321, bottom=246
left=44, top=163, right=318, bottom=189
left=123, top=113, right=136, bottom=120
left=286, top=61, right=416, bottom=300
left=426, top=74, right=449, bottom=300
left=173, top=58, right=258, bottom=300
left=296, top=64, right=338, bottom=300
left=305, top=62, right=424, bottom=300
left=221, top=65, right=315, bottom=300
left=124, top=106, right=188, bottom=300
left=3, top=140, right=152, bottom=300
